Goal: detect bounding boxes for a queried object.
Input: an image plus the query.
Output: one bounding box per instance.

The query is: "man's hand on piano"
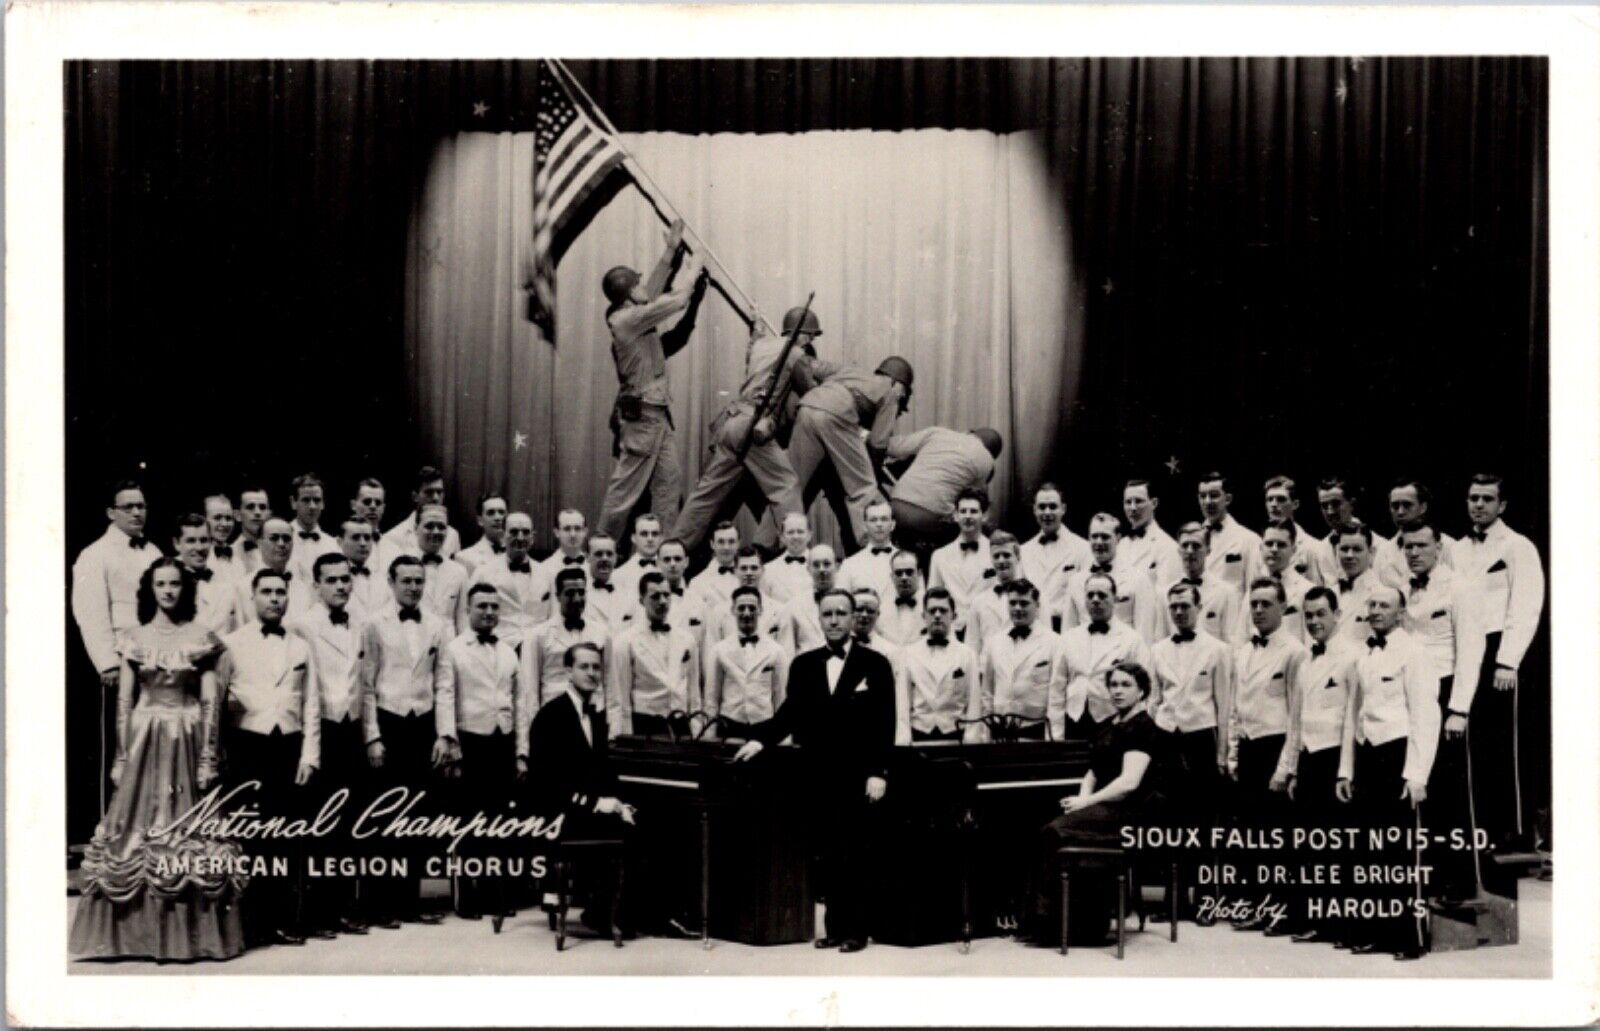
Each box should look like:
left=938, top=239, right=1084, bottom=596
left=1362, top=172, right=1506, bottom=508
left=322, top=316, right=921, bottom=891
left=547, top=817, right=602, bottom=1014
left=865, top=776, right=886, bottom=803
left=596, top=797, right=638, bottom=825
left=733, top=740, right=764, bottom=762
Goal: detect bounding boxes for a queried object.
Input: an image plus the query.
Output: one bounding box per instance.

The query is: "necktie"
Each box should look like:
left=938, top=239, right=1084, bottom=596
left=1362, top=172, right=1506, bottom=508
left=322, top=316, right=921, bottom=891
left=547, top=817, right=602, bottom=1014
left=1367, top=635, right=1387, bottom=650
left=352, top=564, right=370, bottom=577
left=650, top=621, right=672, bottom=634
left=1039, top=532, right=1059, bottom=545
left=895, top=597, right=916, bottom=608
left=1310, top=642, right=1326, bottom=657
left=214, top=544, right=233, bottom=560
left=328, top=609, right=349, bottom=626
left=1251, top=634, right=1269, bottom=648
left=1009, top=626, right=1032, bottom=641
left=129, top=536, right=148, bottom=549
left=739, top=635, right=760, bottom=647
left=260, top=623, right=286, bottom=638
left=960, top=540, right=979, bottom=553
left=871, top=547, right=892, bottom=555
left=564, top=619, right=585, bottom=633
left=298, top=531, right=320, bottom=541
left=1171, top=630, right=1195, bottom=643
left=827, top=643, right=848, bottom=659
left=422, top=553, right=443, bottom=565
left=397, top=608, right=421, bottom=623
left=508, top=559, right=531, bottom=573
left=477, top=632, right=499, bottom=645
left=1126, top=526, right=1147, bottom=540
left=192, top=567, right=213, bottom=583
left=784, top=556, right=805, bottom=565
left=1087, top=621, right=1110, bottom=635
left=1410, top=574, right=1430, bottom=591
left=717, top=566, right=734, bottom=576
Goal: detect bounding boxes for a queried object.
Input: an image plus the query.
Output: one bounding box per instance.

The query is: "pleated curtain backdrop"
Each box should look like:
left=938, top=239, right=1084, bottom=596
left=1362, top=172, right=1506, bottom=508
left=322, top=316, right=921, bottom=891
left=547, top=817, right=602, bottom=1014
left=405, top=129, right=1082, bottom=550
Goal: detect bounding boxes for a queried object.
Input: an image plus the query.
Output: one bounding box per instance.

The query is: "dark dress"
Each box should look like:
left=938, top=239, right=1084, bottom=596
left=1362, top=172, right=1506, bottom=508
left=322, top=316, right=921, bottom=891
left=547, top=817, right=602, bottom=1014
left=70, top=623, right=248, bottom=961
left=1028, top=707, right=1164, bottom=943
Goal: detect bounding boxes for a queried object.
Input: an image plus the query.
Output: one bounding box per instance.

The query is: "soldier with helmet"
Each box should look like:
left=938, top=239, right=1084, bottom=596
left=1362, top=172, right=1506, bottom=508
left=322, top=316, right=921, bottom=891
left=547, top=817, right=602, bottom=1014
left=670, top=305, right=827, bottom=552
left=787, top=353, right=916, bottom=552
left=595, top=251, right=708, bottom=543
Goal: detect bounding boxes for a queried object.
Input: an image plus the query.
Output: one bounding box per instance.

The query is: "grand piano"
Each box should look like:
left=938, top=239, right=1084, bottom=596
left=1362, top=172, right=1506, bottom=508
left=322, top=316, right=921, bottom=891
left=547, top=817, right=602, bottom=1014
left=610, top=723, right=1090, bottom=950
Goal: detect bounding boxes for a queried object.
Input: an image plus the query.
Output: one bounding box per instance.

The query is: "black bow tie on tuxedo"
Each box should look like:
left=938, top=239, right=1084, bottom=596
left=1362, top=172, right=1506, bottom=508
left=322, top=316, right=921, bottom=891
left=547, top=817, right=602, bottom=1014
left=260, top=623, right=286, bottom=637
left=671, top=586, right=684, bottom=596
left=1310, top=642, right=1327, bottom=657
left=476, top=632, right=499, bottom=645
left=926, top=635, right=948, bottom=648
left=1172, top=630, right=1195, bottom=643
left=784, top=555, right=805, bottom=565
left=895, top=596, right=916, bottom=608
left=1468, top=527, right=1488, bottom=543
left=1087, top=621, right=1110, bottom=635
left=128, top=536, right=148, bottom=549
left=1091, top=563, right=1112, bottom=575
left=1206, top=521, right=1225, bottom=535
left=352, top=564, right=370, bottom=577
left=298, top=530, right=320, bottom=541
left=508, top=559, right=531, bottom=573
left=1410, top=574, right=1430, bottom=591
left=242, top=538, right=258, bottom=552
left=638, top=558, right=656, bottom=567
left=871, top=546, right=892, bottom=555
left=213, top=544, right=233, bottom=559
left=1367, top=635, right=1387, bottom=650
left=739, top=634, right=760, bottom=646
left=1338, top=577, right=1355, bottom=593
left=649, top=621, right=672, bottom=634
left=1251, top=634, right=1270, bottom=648
left=422, top=553, right=443, bottom=565
left=397, top=608, right=421, bottom=623
left=592, top=582, right=613, bottom=592
left=1126, top=526, right=1147, bottom=540
left=191, top=567, right=213, bottom=582
left=1182, top=576, right=1203, bottom=586
left=717, top=566, right=734, bottom=576
left=827, top=643, right=849, bottom=659
left=564, top=619, right=585, bottom=633
left=1010, top=626, right=1032, bottom=641
left=959, top=540, right=980, bottom=553
left=328, top=609, right=349, bottom=626
left=562, top=554, right=583, bottom=565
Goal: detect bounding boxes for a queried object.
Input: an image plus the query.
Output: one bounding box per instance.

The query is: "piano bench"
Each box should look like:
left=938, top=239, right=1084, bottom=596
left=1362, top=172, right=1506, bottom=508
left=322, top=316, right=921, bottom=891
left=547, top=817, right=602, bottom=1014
left=1056, top=847, right=1179, bottom=959
left=550, top=838, right=627, bottom=951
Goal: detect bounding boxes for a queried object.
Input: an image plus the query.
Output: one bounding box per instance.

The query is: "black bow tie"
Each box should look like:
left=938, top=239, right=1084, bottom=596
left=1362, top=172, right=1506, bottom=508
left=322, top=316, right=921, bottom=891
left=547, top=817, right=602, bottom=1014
left=1367, top=635, right=1387, bottom=650
left=1172, top=630, right=1195, bottom=643
left=397, top=608, right=421, bottom=623
left=508, top=559, right=531, bottom=573
left=128, top=536, right=148, bottom=549
left=1468, top=527, right=1488, bottom=543
left=649, top=621, right=672, bottom=634
left=1091, top=563, right=1112, bottom=574
left=1206, top=521, right=1226, bottom=535
left=1126, top=526, right=1147, bottom=540
left=1251, top=634, right=1270, bottom=648
left=1009, top=626, right=1032, bottom=641
left=1311, top=642, right=1327, bottom=657
left=827, top=644, right=849, bottom=659
left=926, top=635, right=948, bottom=648
left=637, top=558, right=656, bottom=567
left=784, top=555, right=805, bottom=564
left=959, top=540, right=980, bottom=553
left=351, top=564, right=370, bottom=577
left=422, top=553, right=443, bottom=565
left=814, top=591, right=829, bottom=604
left=1410, top=574, right=1430, bottom=591
left=592, top=582, right=613, bottom=592
left=1039, top=532, right=1059, bottom=545
left=871, top=546, right=892, bottom=555
left=895, top=596, right=917, bottom=608
left=191, top=567, right=213, bottom=582
left=670, top=586, right=685, bottom=596
left=298, top=530, right=320, bottom=541
left=1087, top=621, right=1110, bottom=635
left=213, top=544, right=233, bottom=559
left=242, top=538, right=258, bottom=552
left=717, top=566, right=734, bottom=576
left=1182, top=576, right=1203, bottom=587
left=1338, top=577, right=1356, bottom=593
left=739, top=634, right=760, bottom=646
left=562, top=553, right=583, bottom=565
left=564, top=619, right=585, bottom=633
left=476, top=632, right=499, bottom=646
left=260, top=623, right=286, bottom=637
left=328, top=609, right=349, bottom=626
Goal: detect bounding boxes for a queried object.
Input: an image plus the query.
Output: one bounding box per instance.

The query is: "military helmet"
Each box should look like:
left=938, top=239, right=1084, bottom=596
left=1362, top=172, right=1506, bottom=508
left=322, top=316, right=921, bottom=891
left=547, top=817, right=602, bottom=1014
left=602, top=266, right=641, bottom=306
left=781, top=307, right=823, bottom=337
left=875, top=355, right=915, bottom=392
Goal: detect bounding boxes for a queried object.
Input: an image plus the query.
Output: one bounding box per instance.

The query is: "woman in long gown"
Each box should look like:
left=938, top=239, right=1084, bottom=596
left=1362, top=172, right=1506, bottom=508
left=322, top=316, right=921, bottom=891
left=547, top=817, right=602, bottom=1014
left=70, top=557, right=249, bottom=961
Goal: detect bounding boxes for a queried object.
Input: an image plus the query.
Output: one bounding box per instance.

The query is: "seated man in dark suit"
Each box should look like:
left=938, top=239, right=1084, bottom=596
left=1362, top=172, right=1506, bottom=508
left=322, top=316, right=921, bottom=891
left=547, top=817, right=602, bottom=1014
left=734, top=589, right=896, bottom=953
left=526, top=642, right=637, bottom=932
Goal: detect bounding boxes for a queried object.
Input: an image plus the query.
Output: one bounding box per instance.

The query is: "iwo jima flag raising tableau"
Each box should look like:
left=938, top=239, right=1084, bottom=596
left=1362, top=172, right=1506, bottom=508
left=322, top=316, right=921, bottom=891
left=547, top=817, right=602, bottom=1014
left=9, top=3, right=1598, bottom=1027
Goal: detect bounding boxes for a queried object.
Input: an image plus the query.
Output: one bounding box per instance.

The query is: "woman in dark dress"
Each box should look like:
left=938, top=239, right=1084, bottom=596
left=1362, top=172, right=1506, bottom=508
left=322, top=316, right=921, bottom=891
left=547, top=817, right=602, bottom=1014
left=1027, top=660, right=1165, bottom=944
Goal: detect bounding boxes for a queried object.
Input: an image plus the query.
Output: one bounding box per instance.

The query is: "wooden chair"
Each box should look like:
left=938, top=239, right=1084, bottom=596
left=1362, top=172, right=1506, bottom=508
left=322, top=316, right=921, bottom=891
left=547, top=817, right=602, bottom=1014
left=1057, top=845, right=1179, bottom=959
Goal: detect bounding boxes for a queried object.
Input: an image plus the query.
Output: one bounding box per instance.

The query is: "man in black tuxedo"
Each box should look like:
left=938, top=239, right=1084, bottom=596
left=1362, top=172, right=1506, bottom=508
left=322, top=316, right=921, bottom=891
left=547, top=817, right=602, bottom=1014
left=734, top=589, right=896, bottom=953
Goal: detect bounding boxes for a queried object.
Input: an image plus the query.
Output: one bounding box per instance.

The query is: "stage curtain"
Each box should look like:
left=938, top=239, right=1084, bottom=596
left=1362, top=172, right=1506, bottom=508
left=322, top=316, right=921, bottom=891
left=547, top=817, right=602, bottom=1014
left=406, top=128, right=1081, bottom=547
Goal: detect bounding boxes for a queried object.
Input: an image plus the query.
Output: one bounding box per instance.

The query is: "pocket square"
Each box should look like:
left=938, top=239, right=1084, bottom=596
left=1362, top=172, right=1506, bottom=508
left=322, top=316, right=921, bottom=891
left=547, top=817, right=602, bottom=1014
left=1225, top=554, right=1242, bottom=563
left=953, top=669, right=966, bottom=679
left=1487, top=559, right=1507, bottom=574
left=1381, top=675, right=1396, bottom=682
left=1326, top=678, right=1339, bottom=689
left=854, top=682, right=870, bottom=692
left=1271, top=671, right=1284, bottom=680
left=1431, top=609, right=1448, bottom=619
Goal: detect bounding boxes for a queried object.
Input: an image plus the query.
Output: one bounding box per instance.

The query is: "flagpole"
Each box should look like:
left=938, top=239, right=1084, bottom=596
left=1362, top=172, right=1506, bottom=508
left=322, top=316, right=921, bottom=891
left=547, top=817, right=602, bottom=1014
left=551, top=59, right=774, bottom=336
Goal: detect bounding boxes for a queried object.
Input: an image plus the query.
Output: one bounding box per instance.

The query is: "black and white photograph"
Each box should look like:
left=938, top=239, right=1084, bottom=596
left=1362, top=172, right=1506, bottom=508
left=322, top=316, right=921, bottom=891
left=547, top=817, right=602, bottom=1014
left=8, top=3, right=1599, bottom=1026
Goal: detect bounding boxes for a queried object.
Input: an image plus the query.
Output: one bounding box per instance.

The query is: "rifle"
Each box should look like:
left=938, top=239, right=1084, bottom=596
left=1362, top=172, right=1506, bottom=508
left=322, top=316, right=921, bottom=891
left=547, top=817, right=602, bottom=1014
left=735, top=291, right=814, bottom=463
left=640, top=219, right=687, bottom=300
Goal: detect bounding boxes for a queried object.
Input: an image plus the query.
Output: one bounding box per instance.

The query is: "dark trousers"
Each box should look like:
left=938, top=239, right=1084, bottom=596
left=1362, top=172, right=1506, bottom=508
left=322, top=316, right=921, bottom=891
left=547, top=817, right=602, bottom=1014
left=306, top=717, right=368, bottom=928
left=453, top=729, right=516, bottom=917
left=632, top=712, right=692, bottom=740
left=1291, top=746, right=1345, bottom=936
left=372, top=708, right=440, bottom=920
left=816, top=781, right=882, bottom=943
left=890, top=499, right=957, bottom=573
left=1164, top=727, right=1222, bottom=912
left=1030, top=799, right=1138, bottom=944
left=1468, top=634, right=1523, bottom=846
left=1427, top=678, right=1482, bottom=898
left=224, top=726, right=309, bottom=941
left=1352, top=739, right=1427, bottom=953
left=1061, top=713, right=1100, bottom=742
left=1233, top=734, right=1290, bottom=909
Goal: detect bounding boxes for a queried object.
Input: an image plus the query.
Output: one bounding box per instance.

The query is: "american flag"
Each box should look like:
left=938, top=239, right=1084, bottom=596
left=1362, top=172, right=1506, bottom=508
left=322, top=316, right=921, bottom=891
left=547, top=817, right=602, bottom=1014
left=524, top=60, right=628, bottom=334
